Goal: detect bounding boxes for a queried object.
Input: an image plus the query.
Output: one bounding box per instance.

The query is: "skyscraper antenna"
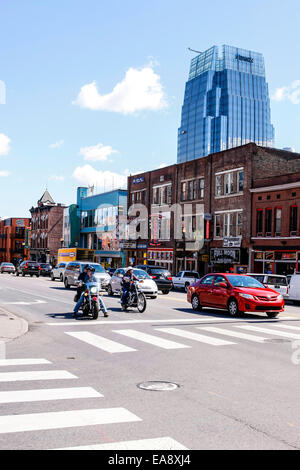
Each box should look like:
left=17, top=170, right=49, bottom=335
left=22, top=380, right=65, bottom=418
left=188, top=47, right=202, bottom=54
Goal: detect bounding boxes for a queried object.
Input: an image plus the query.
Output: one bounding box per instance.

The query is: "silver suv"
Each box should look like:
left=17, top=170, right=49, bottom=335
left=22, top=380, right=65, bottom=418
left=50, top=262, right=67, bottom=281
left=63, top=262, right=111, bottom=290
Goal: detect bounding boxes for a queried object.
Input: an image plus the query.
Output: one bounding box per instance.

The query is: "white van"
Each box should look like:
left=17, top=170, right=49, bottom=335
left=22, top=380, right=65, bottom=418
left=286, top=274, right=300, bottom=302
left=247, top=273, right=289, bottom=298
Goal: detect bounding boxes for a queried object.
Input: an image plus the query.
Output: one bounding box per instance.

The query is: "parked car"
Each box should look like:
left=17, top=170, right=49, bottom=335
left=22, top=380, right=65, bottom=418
left=135, top=265, right=173, bottom=294
left=39, top=263, right=52, bottom=277
left=172, top=271, right=200, bottom=292
left=247, top=273, right=289, bottom=298
left=63, top=262, right=111, bottom=289
left=0, top=262, right=16, bottom=274
left=286, top=274, right=300, bottom=302
left=15, top=261, right=41, bottom=277
left=50, top=262, right=67, bottom=281
left=107, top=268, right=158, bottom=298
left=107, top=267, right=116, bottom=276
left=187, top=273, right=284, bottom=318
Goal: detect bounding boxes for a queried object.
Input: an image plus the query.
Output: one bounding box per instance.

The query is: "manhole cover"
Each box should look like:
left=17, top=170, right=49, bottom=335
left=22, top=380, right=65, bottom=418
left=137, top=381, right=180, bottom=391
left=264, top=338, right=291, bottom=343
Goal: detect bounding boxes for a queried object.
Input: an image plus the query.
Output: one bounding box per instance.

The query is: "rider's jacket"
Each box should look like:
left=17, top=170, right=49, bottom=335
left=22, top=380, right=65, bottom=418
left=122, top=273, right=138, bottom=289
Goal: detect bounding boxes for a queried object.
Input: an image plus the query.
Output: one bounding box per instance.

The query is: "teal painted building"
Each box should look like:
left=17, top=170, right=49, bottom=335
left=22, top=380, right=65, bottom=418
left=77, top=187, right=127, bottom=268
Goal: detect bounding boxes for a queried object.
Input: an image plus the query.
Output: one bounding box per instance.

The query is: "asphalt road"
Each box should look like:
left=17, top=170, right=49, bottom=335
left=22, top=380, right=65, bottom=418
left=0, top=273, right=300, bottom=450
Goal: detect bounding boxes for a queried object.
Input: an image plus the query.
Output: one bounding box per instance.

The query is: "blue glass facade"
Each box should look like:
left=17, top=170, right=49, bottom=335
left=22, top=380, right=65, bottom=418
left=177, top=45, right=275, bottom=163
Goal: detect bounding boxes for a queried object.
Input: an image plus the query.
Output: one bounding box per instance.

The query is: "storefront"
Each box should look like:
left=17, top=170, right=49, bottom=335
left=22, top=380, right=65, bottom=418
left=94, top=250, right=125, bottom=269
left=147, top=248, right=173, bottom=272
left=252, top=250, right=299, bottom=275
left=209, top=247, right=248, bottom=273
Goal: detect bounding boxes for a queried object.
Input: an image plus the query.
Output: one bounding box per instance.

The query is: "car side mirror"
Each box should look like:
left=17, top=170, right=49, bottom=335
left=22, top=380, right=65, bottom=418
left=219, top=282, right=228, bottom=288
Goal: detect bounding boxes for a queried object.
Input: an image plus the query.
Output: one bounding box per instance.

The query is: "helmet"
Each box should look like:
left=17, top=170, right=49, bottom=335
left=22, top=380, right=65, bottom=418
left=126, top=267, right=134, bottom=273
left=86, top=265, right=95, bottom=272
left=84, top=264, right=89, bottom=270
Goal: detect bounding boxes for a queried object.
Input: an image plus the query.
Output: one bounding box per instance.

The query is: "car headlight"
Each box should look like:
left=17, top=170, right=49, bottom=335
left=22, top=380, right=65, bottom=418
left=277, top=294, right=283, bottom=300
left=239, top=293, right=254, bottom=300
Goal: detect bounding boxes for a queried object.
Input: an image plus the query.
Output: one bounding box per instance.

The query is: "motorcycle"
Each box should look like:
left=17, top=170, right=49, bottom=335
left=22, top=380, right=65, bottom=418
left=121, top=280, right=147, bottom=313
left=73, top=282, right=105, bottom=319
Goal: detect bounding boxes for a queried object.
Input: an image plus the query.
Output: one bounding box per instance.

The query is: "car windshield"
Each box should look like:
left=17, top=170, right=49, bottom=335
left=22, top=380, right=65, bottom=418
left=149, top=268, right=170, bottom=275
left=3, top=263, right=13, bottom=266
left=89, top=264, right=106, bottom=273
left=229, top=275, right=266, bottom=289
left=133, top=269, right=151, bottom=279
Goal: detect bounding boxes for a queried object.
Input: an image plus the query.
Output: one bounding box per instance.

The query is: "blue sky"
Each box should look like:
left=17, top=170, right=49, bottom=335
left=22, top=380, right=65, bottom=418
left=0, top=0, right=299, bottom=217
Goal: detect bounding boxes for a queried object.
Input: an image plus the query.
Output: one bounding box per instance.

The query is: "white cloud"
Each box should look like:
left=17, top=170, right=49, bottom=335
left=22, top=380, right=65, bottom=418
left=50, top=175, right=65, bottom=181
left=0, top=134, right=11, bottom=155
left=73, top=164, right=127, bottom=190
left=0, top=170, right=10, bottom=177
left=50, top=139, right=64, bottom=149
left=79, top=143, right=118, bottom=162
left=73, top=65, right=167, bottom=114
left=272, top=80, right=300, bottom=104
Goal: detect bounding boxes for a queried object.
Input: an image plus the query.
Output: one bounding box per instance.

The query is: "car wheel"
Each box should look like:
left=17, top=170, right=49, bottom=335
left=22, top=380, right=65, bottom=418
left=15, top=271, right=19, bottom=276
left=60, top=273, right=63, bottom=282
left=191, top=294, right=201, bottom=311
left=64, top=278, right=70, bottom=289
left=162, top=290, right=169, bottom=295
left=36, top=275, right=40, bottom=278
left=267, top=312, right=279, bottom=319
left=107, top=285, right=113, bottom=296
left=22, top=272, right=25, bottom=277
left=228, top=298, right=239, bottom=317
left=51, top=273, right=55, bottom=281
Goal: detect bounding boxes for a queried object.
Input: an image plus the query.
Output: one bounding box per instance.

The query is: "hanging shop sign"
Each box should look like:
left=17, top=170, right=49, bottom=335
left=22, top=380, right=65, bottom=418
left=223, top=236, right=242, bottom=248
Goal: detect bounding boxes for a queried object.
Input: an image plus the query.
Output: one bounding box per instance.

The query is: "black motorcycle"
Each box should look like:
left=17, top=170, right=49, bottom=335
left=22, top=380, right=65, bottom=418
left=121, top=280, right=147, bottom=313
left=74, top=282, right=105, bottom=319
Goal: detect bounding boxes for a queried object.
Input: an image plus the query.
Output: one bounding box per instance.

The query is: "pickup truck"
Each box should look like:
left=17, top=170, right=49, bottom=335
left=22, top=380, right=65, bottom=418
left=172, top=271, right=200, bottom=292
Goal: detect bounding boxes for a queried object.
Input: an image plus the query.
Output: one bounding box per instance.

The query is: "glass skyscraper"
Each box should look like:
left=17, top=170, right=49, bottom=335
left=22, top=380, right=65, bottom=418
left=177, top=45, right=275, bottom=163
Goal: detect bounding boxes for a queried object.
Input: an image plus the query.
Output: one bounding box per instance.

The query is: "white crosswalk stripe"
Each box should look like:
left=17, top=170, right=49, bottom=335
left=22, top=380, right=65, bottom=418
left=236, top=324, right=300, bottom=340
left=0, top=359, right=51, bottom=367
left=271, top=323, right=300, bottom=332
left=65, top=331, right=137, bottom=353
left=0, top=370, right=77, bottom=382
left=198, top=326, right=267, bottom=343
left=114, top=329, right=190, bottom=349
left=155, top=327, right=235, bottom=346
left=0, top=408, right=142, bottom=434
left=0, top=387, right=103, bottom=404
left=56, top=436, right=188, bottom=450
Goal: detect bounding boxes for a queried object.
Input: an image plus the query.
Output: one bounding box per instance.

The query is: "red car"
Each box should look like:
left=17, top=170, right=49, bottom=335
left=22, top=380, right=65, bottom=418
left=187, top=273, right=285, bottom=318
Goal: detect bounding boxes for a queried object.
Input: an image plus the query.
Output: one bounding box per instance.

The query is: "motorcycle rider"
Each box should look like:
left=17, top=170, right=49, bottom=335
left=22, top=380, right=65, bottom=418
left=121, top=267, right=138, bottom=310
left=74, top=264, right=89, bottom=302
left=73, top=265, right=108, bottom=317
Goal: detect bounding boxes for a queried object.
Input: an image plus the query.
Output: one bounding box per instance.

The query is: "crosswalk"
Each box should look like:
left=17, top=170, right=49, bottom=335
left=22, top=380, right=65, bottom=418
left=62, top=319, right=300, bottom=354
left=0, top=357, right=187, bottom=449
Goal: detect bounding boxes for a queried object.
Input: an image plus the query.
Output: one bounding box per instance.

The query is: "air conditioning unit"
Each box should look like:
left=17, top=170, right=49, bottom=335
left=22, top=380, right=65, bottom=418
left=266, top=232, right=272, bottom=237
left=257, top=232, right=263, bottom=237
left=290, top=231, right=297, bottom=236
left=275, top=232, right=281, bottom=237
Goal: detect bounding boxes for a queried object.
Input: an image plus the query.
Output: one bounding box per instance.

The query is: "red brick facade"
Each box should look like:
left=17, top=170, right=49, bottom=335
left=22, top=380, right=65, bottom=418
left=0, top=218, right=31, bottom=265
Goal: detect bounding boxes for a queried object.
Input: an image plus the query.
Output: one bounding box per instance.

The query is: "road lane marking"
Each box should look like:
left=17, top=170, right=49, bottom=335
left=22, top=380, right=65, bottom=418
left=0, top=387, right=103, bottom=404
left=271, top=324, right=300, bottom=332
left=236, top=325, right=300, bottom=340
left=47, top=316, right=298, bottom=326
left=155, top=327, right=235, bottom=346
left=56, top=436, right=188, bottom=450
left=0, top=359, right=51, bottom=367
left=0, top=300, right=47, bottom=306
left=198, top=326, right=267, bottom=343
left=114, top=329, right=190, bottom=349
left=0, top=370, right=77, bottom=382
left=0, top=407, right=141, bottom=434
left=65, top=331, right=137, bottom=353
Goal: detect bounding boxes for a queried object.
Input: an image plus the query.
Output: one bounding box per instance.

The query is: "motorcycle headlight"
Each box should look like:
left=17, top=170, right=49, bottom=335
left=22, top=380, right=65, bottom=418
left=90, top=287, right=98, bottom=294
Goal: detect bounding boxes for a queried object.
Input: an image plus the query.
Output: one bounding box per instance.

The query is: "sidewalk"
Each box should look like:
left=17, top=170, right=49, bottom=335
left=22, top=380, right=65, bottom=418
left=0, top=307, right=28, bottom=343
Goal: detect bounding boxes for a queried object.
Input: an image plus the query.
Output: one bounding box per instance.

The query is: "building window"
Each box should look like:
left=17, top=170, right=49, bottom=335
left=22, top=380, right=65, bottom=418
left=224, top=173, right=234, bottom=195
left=265, top=209, right=272, bottom=236
left=187, top=180, right=196, bottom=200
left=256, top=209, right=263, bottom=235
left=236, top=212, right=243, bottom=236
left=237, top=170, right=244, bottom=192
left=290, top=206, right=298, bottom=235
left=275, top=208, right=282, bottom=236
left=215, top=214, right=222, bottom=237
left=215, top=175, right=222, bottom=196
left=199, top=178, right=204, bottom=198
left=181, top=182, right=187, bottom=201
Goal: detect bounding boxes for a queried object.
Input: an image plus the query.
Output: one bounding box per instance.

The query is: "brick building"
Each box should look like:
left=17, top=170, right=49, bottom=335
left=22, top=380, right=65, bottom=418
left=29, top=190, right=65, bottom=265
left=0, top=218, right=31, bottom=265
left=126, top=143, right=300, bottom=275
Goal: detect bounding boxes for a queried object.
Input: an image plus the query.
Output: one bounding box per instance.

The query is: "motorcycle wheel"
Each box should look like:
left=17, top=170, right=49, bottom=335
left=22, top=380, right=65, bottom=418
left=137, top=293, right=147, bottom=313
left=92, top=302, right=99, bottom=320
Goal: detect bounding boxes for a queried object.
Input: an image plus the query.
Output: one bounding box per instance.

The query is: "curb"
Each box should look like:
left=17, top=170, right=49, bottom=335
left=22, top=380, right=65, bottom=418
left=0, top=307, right=29, bottom=343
